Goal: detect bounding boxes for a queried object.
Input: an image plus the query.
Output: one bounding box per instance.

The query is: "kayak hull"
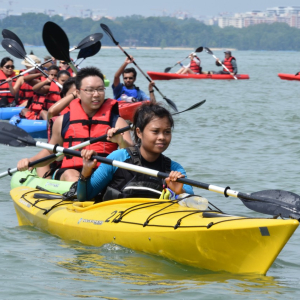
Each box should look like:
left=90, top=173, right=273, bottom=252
left=10, top=169, right=73, bottom=194
left=278, top=73, right=300, bottom=81
left=118, top=101, right=145, bottom=122
left=9, top=114, right=47, bottom=139
left=11, top=186, right=298, bottom=275
left=0, top=106, right=23, bottom=120
left=147, top=71, right=250, bottom=80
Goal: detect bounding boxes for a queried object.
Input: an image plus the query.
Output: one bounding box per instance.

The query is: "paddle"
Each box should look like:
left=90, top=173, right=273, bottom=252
left=2, top=29, right=26, bottom=52
left=100, top=23, right=178, bottom=112
left=74, top=41, right=101, bottom=68
left=6, top=133, right=300, bottom=219
left=69, top=33, right=103, bottom=52
left=0, top=58, right=53, bottom=87
left=164, top=47, right=203, bottom=73
left=42, top=21, right=77, bottom=75
left=0, top=91, right=11, bottom=94
left=204, top=47, right=238, bottom=80
left=1, top=38, right=62, bottom=89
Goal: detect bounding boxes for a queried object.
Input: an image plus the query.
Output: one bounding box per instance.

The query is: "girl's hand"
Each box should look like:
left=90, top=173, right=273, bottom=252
left=81, top=149, right=97, bottom=176
left=165, top=171, right=185, bottom=195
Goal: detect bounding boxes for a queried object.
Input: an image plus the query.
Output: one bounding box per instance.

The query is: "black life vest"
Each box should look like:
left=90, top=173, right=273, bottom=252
left=102, top=146, right=171, bottom=201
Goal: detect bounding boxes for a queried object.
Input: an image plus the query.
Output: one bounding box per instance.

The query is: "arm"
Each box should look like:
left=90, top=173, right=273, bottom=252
left=231, top=59, right=238, bottom=75
left=215, top=59, right=222, bottom=67
left=113, top=56, right=134, bottom=87
left=47, top=92, right=77, bottom=120
left=107, top=117, right=134, bottom=148
left=32, top=78, right=51, bottom=94
left=78, top=149, right=129, bottom=201
left=148, top=81, right=156, bottom=103
left=6, top=77, right=19, bottom=96
left=17, top=116, right=64, bottom=171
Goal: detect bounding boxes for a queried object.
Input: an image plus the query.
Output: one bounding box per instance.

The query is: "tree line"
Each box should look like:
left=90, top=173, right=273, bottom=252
left=0, top=13, right=299, bottom=51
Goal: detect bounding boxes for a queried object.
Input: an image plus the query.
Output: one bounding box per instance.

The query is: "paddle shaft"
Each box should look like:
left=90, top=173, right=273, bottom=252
left=0, top=125, right=133, bottom=178
left=211, top=53, right=238, bottom=80
left=0, top=59, right=53, bottom=87
left=0, top=91, right=10, bottom=94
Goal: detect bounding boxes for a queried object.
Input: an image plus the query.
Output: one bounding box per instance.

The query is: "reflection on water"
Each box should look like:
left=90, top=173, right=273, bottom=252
left=56, top=242, right=286, bottom=298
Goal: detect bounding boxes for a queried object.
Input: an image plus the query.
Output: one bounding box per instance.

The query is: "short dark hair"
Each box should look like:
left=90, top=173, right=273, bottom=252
left=57, top=70, right=70, bottom=79
left=60, top=77, right=76, bottom=97
left=75, top=67, right=104, bottom=89
left=133, top=102, right=174, bottom=144
left=123, top=67, right=137, bottom=78
left=1, top=57, right=13, bottom=67
left=47, top=65, right=60, bottom=72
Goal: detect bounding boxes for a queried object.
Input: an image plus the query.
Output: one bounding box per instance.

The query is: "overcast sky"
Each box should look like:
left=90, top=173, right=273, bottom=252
left=1, top=0, right=300, bottom=18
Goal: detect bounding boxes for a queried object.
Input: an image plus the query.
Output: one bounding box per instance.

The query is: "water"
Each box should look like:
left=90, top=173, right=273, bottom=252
left=1, top=47, right=300, bottom=299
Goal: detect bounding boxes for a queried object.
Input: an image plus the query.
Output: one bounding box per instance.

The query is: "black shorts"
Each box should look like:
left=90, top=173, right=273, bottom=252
left=53, top=167, right=82, bottom=180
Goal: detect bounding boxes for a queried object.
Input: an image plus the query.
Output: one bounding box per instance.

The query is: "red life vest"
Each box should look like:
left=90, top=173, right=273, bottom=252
left=25, top=93, right=45, bottom=120
left=61, top=98, right=119, bottom=169
left=223, top=56, right=235, bottom=73
left=0, top=69, right=16, bottom=104
left=190, top=57, right=201, bottom=74
left=42, top=81, right=61, bottom=111
left=17, top=71, right=40, bottom=105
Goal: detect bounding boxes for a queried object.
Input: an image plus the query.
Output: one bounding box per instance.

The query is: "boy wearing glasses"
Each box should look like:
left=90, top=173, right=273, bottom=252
left=112, top=56, right=156, bottom=103
left=17, top=67, right=133, bottom=181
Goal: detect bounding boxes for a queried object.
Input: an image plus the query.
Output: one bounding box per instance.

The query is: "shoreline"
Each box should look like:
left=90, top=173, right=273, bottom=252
left=101, top=46, right=237, bottom=51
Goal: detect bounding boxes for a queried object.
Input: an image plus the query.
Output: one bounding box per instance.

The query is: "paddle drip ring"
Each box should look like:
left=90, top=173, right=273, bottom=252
left=7, top=168, right=12, bottom=176
left=52, top=144, right=60, bottom=154
left=224, top=186, right=231, bottom=198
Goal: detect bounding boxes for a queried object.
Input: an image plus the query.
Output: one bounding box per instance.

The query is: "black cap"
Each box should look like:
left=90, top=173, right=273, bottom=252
left=224, top=50, right=231, bottom=56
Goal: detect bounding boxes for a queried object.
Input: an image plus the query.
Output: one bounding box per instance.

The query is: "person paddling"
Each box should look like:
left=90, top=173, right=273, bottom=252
left=215, top=51, right=238, bottom=76
left=112, top=56, right=156, bottom=103
left=77, top=102, right=193, bottom=202
left=176, top=53, right=202, bottom=75
left=17, top=67, right=133, bottom=181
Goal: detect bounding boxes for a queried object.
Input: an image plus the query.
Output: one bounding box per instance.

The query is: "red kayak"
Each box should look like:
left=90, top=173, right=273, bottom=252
left=147, top=71, right=250, bottom=80
left=278, top=73, right=300, bottom=81
left=118, top=101, right=147, bottom=122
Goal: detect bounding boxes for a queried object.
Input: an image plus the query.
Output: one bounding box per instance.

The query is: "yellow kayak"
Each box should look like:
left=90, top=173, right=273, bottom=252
left=11, top=186, right=299, bottom=275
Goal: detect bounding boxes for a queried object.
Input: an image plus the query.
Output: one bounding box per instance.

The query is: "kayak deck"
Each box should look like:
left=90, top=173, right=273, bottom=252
left=278, top=73, right=300, bottom=81
left=147, top=71, right=250, bottom=80
left=11, top=186, right=298, bottom=275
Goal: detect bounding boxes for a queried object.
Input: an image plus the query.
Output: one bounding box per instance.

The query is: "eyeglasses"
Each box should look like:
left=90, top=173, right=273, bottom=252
left=80, top=88, right=106, bottom=95
left=124, top=77, right=134, bottom=80
left=4, top=65, right=14, bottom=69
left=60, top=61, right=68, bottom=65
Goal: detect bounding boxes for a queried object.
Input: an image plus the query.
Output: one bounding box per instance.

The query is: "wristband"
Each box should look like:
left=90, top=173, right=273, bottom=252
left=149, top=90, right=154, bottom=93
left=79, top=173, right=90, bottom=182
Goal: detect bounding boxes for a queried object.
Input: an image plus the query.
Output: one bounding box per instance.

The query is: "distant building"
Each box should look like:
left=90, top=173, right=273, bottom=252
left=214, top=6, right=300, bottom=29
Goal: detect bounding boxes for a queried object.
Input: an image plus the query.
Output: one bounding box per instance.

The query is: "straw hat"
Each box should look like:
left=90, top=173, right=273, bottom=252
left=21, top=55, right=41, bottom=67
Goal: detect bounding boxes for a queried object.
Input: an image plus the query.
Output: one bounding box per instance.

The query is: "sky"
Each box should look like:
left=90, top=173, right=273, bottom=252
left=1, top=0, right=300, bottom=18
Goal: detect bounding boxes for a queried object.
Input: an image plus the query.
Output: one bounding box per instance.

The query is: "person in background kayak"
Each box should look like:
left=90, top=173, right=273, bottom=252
left=17, top=67, right=133, bottom=181
left=7, top=55, right=43, bottom=107
left=112, top=55, right=156, bottom=103
left=0, top=57, right=16, bottom=107
left=176, top=53, right=202, bottom=74
left=20, top=68, right=69, bottom=120
left=77, top=102, right=193, bottom=202
left=215, top=51, right=237, bottom=76
left=60, top=60, right=75, bottom=77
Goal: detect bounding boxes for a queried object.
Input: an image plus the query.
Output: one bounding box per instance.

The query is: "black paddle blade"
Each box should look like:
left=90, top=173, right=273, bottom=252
left=195, top=46, right=203, bottom=53
left=204, top=47, right=213, bottom=55
left=0, top=122, right=36, bottom=147
left=2, top=29, right=26, bottom=52
left=100, top=23, right=119, bottom=45
left=76, top=33, right=103, bottom=50
left=172, top=100, right=206, bottom=115
left=239, top=190, right=300, bottom=220
left=43, top=21, right=70, bottom=62
left=164, top=67, right=172, bottom=73
left=77, top=41, right=101, bottom=59
left=163, top=96, right=178, bottom=112
left=1, top=38, right=26, bottom=59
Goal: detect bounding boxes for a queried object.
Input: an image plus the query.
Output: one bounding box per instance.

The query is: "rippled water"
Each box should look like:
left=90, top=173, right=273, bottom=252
left=0, top=47, right=300, bottom=299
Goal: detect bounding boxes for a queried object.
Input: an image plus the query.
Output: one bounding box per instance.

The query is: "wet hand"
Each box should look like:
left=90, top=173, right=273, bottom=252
left=165, top=171, right=185, bottom=195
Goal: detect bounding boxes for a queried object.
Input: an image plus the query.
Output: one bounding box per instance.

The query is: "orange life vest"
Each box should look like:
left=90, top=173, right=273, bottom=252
left=0, top=69, right=16, bottom=104
left=61, top=98, right=119, bottom=169
left=223, top=56, right=235, bottom=73
left=190, top=57, right=201, bottom=74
